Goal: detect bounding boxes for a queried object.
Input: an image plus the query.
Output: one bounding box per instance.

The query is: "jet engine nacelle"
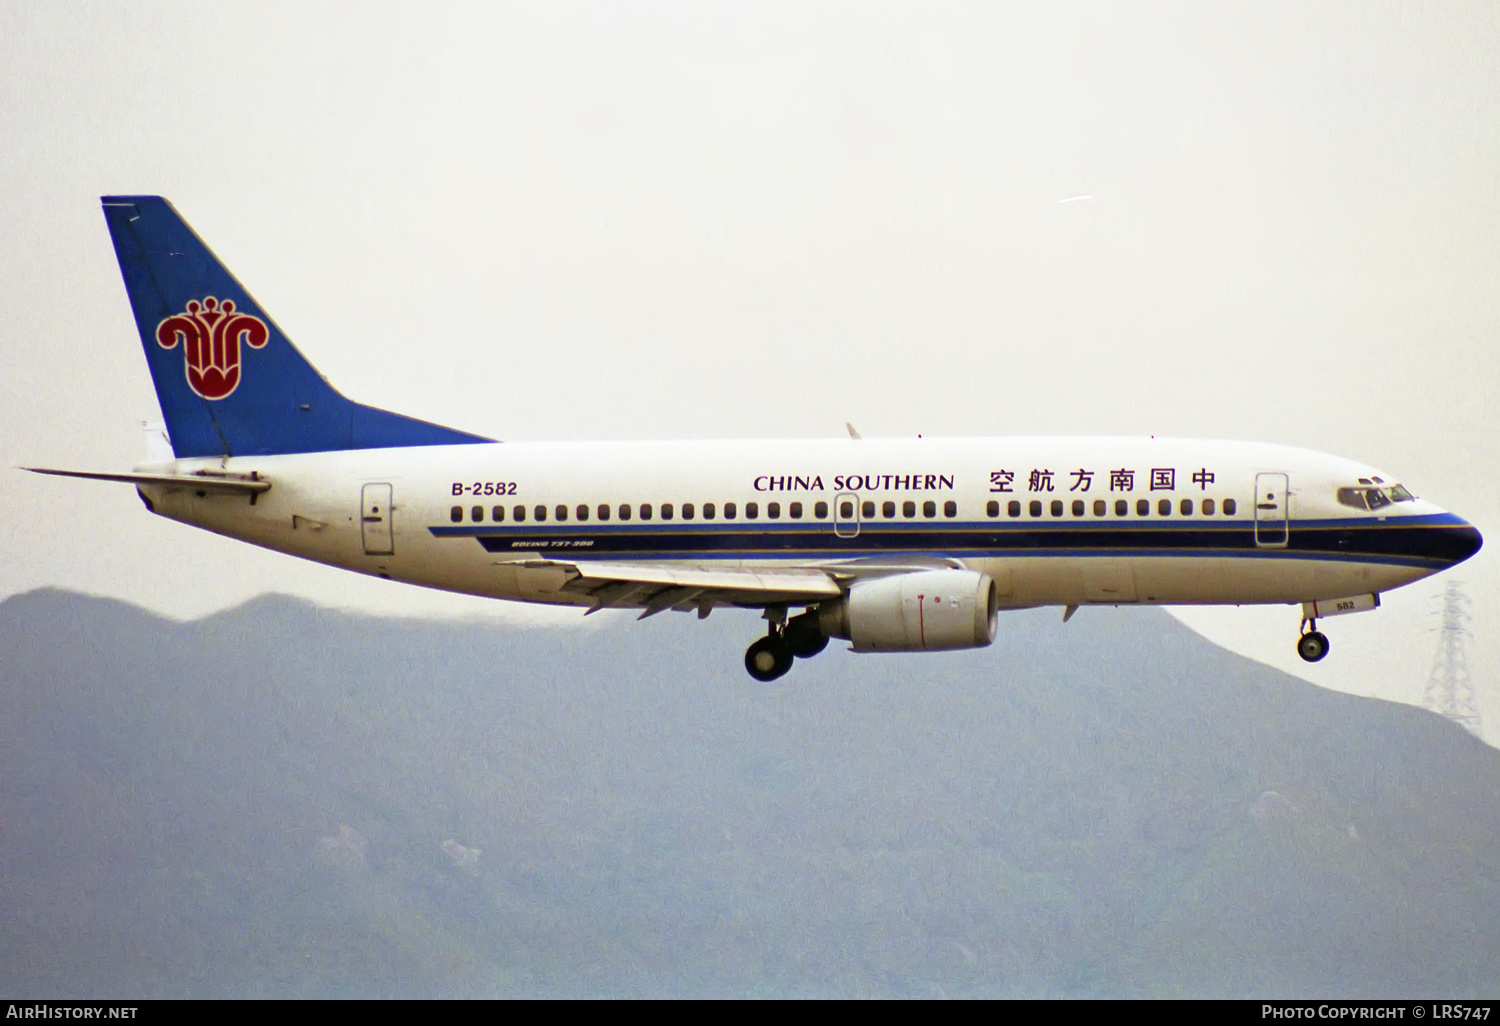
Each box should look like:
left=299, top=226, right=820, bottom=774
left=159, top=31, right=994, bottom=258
left=818, top=569, right=999, bottom=652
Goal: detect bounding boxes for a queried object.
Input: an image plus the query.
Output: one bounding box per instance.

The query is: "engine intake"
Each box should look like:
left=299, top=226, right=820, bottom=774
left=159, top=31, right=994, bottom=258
left=818, top=569, right=999, bottom=652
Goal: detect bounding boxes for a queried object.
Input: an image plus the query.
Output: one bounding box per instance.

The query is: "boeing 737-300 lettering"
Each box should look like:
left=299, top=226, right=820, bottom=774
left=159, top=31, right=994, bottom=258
left=27, top=197, right=1483, bottom=681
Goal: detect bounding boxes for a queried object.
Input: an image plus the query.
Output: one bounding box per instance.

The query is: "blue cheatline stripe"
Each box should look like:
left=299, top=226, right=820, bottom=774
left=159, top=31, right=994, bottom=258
left=424, top=513, right=1479, bottom=569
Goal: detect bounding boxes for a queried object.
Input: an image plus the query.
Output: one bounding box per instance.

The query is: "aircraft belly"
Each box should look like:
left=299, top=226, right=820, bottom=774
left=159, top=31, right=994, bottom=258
left=1083, top=562, right=1137, bottom=603
left=972, top=554, right=1418, bottom=607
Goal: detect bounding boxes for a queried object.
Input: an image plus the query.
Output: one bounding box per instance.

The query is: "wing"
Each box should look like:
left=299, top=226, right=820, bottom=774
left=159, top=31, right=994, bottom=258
left=503, top=558, right=841, bottom=618
left=506, top=555, right=966, bottom=618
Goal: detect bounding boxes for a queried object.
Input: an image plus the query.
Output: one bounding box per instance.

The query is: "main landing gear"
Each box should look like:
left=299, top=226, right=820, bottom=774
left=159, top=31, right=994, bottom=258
left=1297, top=617, right=1330, bottom=663
left=744, top=608, right=828, bottom=682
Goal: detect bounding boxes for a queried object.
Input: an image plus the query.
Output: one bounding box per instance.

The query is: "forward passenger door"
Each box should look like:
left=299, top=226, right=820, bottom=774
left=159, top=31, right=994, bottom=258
left=1253, top=473, right=1289, bottom=548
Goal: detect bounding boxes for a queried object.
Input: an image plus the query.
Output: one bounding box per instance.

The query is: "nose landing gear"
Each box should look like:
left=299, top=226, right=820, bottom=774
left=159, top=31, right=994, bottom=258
left=1297, top=617, right=1330, bottom=663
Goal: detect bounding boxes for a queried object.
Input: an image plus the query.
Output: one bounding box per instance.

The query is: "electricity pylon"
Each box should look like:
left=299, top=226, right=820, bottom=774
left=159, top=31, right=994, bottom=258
left=1423, top=581, right=1482, bottom=738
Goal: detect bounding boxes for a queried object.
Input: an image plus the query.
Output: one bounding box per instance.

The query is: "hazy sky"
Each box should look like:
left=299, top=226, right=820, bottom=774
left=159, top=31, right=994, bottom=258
left=2, top=2, right=1496, bottom=735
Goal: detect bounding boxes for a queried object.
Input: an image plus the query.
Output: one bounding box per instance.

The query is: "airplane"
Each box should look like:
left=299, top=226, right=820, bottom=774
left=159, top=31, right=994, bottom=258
left=27, top=196, right=1483, bottom=681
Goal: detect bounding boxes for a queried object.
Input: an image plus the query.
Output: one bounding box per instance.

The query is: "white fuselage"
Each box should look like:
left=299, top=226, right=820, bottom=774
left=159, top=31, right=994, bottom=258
left=133, top=436, right=1476, bottom=613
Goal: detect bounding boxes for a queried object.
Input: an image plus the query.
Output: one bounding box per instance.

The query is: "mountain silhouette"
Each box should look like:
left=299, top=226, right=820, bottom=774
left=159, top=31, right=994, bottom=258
left=2, top=588, right=1496, bottom=997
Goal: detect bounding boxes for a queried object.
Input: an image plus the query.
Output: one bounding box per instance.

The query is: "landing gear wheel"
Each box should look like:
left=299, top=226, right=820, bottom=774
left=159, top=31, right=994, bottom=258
left=783, top=616, right=829, bottom=659
left=1297, top=631, right=1330, bottom=663
left=787, top=631, right=829, bottom=659
left=745, top=635, right=794, bottom=681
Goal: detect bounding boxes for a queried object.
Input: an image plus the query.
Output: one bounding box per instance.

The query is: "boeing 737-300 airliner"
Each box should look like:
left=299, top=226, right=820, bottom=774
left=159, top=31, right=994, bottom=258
left=27, top=197, right=1483, bottom=681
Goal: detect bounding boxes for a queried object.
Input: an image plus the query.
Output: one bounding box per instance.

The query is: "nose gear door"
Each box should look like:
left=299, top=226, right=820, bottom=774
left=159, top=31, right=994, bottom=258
left=1253, top=472, right=1289, bottom=548
left=361, top=483, right=395, bottom=556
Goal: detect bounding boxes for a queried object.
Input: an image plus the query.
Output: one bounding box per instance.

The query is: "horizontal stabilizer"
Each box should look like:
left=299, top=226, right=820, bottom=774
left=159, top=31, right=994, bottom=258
left=25, top=467, right=271, bottom=494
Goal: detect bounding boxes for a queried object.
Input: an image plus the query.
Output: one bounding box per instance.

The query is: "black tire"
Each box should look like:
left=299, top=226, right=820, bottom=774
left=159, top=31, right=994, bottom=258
left=745, top=636, right=794, bottom=681
left=1297, top=631, right=1330, bottom=663
left=784, top=619, right=829, bottom=659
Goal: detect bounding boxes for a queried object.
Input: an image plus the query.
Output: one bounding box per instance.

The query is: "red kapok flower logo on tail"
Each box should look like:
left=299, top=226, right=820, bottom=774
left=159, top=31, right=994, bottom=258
left=155, top=297, right=269, bottom=400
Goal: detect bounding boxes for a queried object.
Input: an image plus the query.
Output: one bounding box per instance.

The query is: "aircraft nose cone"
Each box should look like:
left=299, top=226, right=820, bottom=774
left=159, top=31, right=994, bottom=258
left=1451, top=520, right=1483, bottom=564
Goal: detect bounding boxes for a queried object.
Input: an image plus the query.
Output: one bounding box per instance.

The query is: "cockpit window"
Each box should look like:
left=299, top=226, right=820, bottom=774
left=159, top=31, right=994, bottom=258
left=1337, top=484, right=1415, bottom=510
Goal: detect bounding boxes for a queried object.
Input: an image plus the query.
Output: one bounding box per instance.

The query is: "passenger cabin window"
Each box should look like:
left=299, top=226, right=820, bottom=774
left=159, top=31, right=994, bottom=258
left=703, top=503, right=715, bottom=520
left=534, top=505, right=547, bottom=522
left=1180, top=499, right=1193, bottom=515
left=1136, top=499, right=1149, bottom=516
left=661, top=503, right=674, bottom=520
left=1158, top=499, right=1171, bottom=516
left=923, top=501, right=937, bottom=518
left=987, top=500, right=1000, bottom=517
left=450, top=506, right=462, bottom=523
left=1008, top=500, right=1021, bottom=517
left=513, top=505, right=526, bottom=522
left=1203, top=498, right=1216, bottom=515
left=884, top=501, right=897, bottom=518
left=682, top=503, right=694, bottom=520
left=813, top=501, right=826, bottom=518
left=903, top=501, right=916, bottom=518
left=725, top=502, right=737, bottom=519
left=556, top=505, right=568, bottom=522
left=640, top=504, right=652, bottom=521
left=767, top=502, right=780, bottom=519
left=472, top=506, right=483, bottom=522
left=1223, top=498, right=1237, bottom=515
left=1029, top=500, right=1042, bottom=517
left=1050, top=500, right=1063, bottom=517
left=1115, top=499, right=1127, bottom=516
left=597, top=504, right=609, bottom=521
left=944, top=500, right=957, bottom=518
left=1093, top=499, right=1106, bottom=516
left=838, top=500, right=853, bottom=518
left=1072, top=499, right=1085, bottom=516
left=576, top=504, right=589, bottom=521
left=789, top=502, right=803, bottom=519
left=862, top=501, right=876, bottom=518
left=492, top=506, right=505, bottom=522
left=746, top=502, right=758, bottom=519
left=618, top=504, right=631, bottom=521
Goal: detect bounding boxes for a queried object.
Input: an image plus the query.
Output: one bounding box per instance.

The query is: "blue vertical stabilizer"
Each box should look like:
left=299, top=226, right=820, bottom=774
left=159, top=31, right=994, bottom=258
left=102, top=196, right=493, bottom=458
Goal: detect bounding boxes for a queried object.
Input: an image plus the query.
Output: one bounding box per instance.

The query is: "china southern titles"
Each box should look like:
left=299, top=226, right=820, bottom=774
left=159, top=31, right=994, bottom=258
left=753, top=474, right=956, bottom=492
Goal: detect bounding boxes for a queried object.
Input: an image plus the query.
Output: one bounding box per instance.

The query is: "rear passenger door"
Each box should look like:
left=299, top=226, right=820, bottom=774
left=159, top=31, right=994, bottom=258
left=361, top=483, right=395, bottom=556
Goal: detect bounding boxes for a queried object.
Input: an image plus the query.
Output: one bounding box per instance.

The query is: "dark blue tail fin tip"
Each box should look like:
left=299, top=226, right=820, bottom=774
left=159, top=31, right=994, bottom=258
left=101, top=195, right=493, bottom=458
